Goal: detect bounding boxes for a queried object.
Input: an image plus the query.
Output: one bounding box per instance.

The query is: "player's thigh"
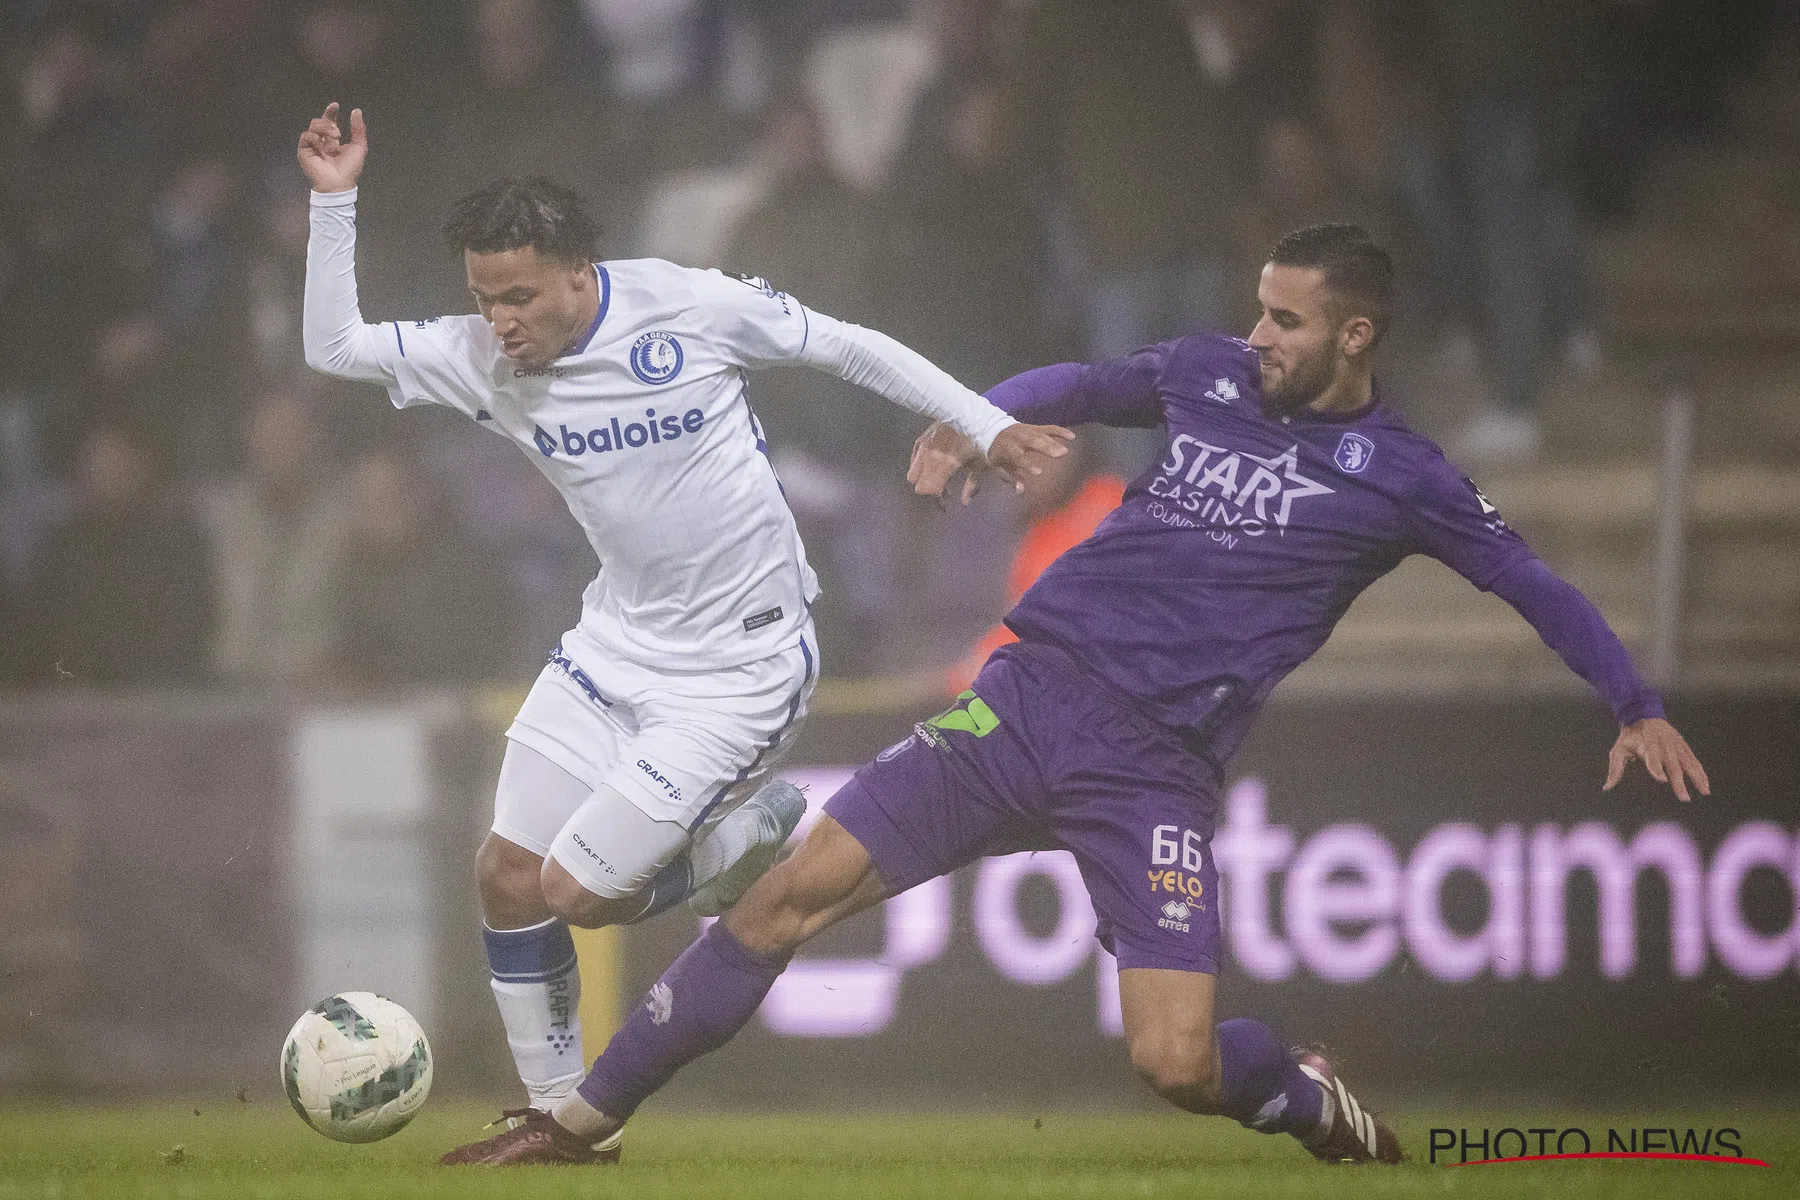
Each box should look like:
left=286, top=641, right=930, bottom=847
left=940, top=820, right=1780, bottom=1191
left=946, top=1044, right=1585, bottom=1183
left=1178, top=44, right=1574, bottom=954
left=1051, top=713, right=1222, bottom=1095
left=489, top=736, right=605, bottom=861
left=499, top=654, right=634, bottom=854
left=546, top=783, right=691, bottom=901
left=605, top=637, right=817, bottom=832
left=821, top=703, right=1039, bottom=898
left=1046, top=709, right=1221, bottom=977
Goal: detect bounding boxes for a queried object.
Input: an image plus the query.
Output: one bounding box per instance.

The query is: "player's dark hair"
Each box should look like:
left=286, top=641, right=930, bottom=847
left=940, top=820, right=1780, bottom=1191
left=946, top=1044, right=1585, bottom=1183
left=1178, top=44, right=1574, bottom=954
left=442, top=177, right=601, bottom=266
left=1267, top=223, right=1394, bottom=349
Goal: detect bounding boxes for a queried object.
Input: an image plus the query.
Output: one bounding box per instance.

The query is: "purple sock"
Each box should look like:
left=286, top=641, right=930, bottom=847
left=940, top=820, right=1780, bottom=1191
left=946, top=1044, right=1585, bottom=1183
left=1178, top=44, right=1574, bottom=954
left=577, top=923, right=786, bottom=1119
left=1215, top=1018, right=1324, bottom=1138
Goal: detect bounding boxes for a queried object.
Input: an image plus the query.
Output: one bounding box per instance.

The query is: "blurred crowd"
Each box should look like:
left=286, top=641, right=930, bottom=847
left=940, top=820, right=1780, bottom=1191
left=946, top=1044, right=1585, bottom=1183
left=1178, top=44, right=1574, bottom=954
left=0, top=0, right=1787, bottom=690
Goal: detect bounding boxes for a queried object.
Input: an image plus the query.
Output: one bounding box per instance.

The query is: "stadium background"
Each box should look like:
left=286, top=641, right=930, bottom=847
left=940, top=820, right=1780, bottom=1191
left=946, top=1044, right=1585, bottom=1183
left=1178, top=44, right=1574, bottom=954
left=2, top=0, right=1798, bottom=1116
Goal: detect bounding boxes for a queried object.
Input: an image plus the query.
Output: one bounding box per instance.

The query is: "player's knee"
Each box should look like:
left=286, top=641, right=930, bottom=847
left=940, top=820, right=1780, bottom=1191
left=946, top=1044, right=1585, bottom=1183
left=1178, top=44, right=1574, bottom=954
left=539, top=858, right=634, bottom=929
left=1129, top=1036, right=1220, bottom=1113
left=476, top=834, right=549, bottom=924
left=539, top=874, right=618, bottom=928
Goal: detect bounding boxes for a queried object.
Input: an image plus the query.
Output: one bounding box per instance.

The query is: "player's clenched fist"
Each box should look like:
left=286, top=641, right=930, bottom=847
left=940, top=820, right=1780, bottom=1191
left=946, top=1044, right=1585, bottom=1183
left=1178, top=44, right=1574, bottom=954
left=296, top=102, right=368, bottom=193
left=907, top=419, right=1075, bottom=504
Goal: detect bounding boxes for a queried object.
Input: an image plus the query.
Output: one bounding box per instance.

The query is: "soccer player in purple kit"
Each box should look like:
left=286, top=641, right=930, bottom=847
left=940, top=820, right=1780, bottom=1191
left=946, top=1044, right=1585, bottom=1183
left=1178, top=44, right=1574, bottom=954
left=443, top=225, right=1710, bottom=1167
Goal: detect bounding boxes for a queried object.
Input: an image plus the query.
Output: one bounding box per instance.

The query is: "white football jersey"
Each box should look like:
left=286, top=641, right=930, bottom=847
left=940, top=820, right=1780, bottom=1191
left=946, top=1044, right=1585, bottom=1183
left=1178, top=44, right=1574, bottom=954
left=384, top=262, right=844, bottom=670
left=304, top=190, right=1015, bottom=672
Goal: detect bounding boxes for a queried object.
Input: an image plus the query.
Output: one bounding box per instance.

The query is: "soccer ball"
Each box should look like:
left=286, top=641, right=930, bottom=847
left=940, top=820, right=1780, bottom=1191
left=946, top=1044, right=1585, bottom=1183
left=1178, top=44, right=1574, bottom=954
left=280, top=992, right=433, bottom=1142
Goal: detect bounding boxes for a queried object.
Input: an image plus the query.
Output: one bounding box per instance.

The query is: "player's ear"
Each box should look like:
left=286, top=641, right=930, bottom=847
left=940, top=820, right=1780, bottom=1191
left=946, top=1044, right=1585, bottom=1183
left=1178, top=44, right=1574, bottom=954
left=1340, top=315, right=1375, bottom=360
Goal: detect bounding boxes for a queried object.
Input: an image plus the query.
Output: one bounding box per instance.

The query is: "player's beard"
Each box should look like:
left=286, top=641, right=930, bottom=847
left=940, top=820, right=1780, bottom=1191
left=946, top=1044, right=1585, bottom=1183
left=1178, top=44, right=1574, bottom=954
left=1260, top=348, right=1336, bottom=415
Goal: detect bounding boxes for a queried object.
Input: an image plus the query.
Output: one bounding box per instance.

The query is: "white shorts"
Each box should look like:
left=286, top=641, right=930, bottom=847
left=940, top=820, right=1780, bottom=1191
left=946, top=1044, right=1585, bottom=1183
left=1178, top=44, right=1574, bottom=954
left=496, top=623, right=817, bottom=857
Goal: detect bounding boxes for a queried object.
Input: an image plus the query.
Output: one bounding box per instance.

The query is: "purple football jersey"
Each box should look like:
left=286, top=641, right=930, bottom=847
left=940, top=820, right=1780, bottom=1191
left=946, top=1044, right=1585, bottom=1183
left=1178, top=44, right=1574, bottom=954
left=995, top=334, right=1539, bottom=764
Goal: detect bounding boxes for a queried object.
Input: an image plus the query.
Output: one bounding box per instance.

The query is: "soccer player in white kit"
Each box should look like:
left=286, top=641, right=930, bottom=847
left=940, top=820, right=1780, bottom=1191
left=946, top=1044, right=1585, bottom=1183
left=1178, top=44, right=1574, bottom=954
left=296, top=103, right=1073, bottom=1123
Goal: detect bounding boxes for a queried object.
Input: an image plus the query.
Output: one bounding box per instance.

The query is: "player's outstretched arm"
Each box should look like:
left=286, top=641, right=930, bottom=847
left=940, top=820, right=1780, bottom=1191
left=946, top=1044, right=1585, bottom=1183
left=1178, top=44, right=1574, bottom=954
left=796, top=313, right=1071, bottom=463
left=1488, top=557, right=1710, bottom=802
left=697, top=274, right=1076, bottom=491
left=297, top=103, right=392, bottom=384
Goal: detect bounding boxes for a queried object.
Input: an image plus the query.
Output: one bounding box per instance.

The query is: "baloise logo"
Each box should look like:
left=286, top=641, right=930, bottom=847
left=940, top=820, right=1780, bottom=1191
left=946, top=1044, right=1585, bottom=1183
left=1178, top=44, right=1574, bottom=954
left=534, top=408, right=705, bottom=457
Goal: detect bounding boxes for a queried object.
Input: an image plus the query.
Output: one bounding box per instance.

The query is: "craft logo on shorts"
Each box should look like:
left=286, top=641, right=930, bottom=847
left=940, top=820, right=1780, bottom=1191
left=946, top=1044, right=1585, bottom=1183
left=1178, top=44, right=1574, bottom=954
left=569, top=832, right=616, bottom=874
left=630, top=331, right=685, bottom=385
left=636, top=758, right=682, bottom=802
left=1334, top=431, right=1375, bottom=474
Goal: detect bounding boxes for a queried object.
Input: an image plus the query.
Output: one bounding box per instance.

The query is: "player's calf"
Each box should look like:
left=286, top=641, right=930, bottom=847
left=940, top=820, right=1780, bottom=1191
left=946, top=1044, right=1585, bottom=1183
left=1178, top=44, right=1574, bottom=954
left=1128, top=1032, right=1222, bottom=1115
left=687, top=781, right=808, bottom=916
left=724, top=812, right=888, bottom=957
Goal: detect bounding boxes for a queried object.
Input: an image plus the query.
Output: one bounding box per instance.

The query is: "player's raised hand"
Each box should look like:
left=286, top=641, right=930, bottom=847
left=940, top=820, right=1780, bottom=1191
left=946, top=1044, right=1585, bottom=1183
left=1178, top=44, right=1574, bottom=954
left=1604, top=717, right=1710, bottom=802
left=907, top=420, right=1074, bottom=506
left=296, top=102, right=368, bottom=193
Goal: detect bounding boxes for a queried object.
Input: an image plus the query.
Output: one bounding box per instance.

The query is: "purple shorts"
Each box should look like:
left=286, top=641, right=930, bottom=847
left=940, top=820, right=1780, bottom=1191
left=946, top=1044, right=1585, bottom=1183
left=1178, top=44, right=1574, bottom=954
left=826, top=641, right=1221, bottom=974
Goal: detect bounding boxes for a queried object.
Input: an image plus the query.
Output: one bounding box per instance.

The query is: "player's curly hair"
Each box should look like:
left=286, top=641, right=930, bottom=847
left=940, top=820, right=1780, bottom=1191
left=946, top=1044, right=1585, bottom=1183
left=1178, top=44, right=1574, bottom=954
left=1268, top=223, right=1394, bottom=348
left=442, top=177, right=601, bottom=266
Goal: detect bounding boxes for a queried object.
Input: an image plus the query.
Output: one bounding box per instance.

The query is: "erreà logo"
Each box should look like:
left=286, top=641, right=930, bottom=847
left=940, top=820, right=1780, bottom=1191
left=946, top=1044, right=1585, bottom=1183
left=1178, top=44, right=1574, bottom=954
left=534, top=407, right=705, bottom=457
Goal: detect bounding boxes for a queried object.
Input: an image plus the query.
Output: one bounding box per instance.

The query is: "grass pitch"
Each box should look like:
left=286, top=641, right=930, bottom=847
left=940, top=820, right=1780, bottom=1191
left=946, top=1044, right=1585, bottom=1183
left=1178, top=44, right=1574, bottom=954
left=2, top=1103, right=1795, bottom=1200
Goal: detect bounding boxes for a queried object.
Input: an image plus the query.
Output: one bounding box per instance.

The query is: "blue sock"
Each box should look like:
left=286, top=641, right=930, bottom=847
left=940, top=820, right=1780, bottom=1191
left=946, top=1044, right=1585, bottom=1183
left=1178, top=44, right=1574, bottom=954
left=482, top=919, right=584, bottom=1106
left=624, top=857, right=694, bottom=925
left=1215, top=1018, right=1324, bottom=1138
left=482, top=917, right=578, bottom=982
left=577, top=923, right=786, bottom=1119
